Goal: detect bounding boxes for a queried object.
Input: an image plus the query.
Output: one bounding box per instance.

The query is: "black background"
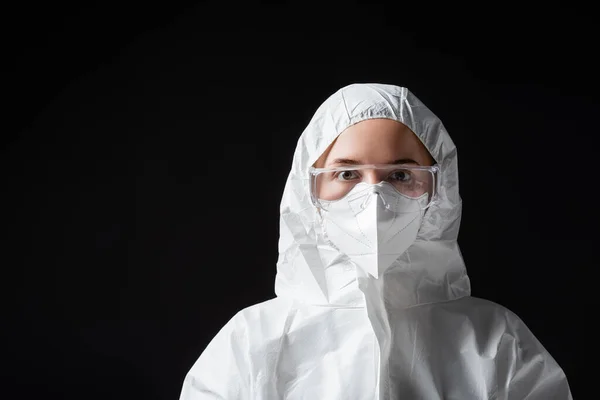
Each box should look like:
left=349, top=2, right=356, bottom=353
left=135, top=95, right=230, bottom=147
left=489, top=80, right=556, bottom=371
left=3, top=1, right=594, bottom=399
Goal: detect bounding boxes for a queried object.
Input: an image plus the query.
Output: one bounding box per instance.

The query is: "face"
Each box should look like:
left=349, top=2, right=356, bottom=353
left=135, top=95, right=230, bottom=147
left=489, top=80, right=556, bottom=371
left=313, top=118, right=436, bottom=201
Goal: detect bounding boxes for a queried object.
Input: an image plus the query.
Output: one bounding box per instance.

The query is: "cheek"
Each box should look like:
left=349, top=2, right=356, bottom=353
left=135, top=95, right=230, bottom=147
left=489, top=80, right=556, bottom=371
left=316, top=179, right=353, bottom=201
left=316, top=179, right=334, bottom=200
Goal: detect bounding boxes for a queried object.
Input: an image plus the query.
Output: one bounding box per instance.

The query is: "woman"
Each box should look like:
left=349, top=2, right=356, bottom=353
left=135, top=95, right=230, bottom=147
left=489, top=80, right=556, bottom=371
left=179, top=83, right=572, bottom=399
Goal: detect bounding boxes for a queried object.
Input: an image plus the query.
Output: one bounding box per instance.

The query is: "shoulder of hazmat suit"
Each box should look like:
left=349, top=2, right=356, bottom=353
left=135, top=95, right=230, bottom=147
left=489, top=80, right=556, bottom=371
left=179, top=83, right=572, bottom=399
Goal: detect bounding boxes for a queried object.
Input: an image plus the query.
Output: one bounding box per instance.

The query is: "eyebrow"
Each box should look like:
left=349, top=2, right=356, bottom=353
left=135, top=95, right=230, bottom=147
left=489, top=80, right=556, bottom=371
left=328, top=158, right=420, bottom=166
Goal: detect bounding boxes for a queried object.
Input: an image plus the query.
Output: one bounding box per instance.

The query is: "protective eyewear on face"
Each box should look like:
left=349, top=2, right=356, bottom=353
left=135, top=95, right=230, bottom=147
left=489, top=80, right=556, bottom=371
left=309, top=164, right=440, bottom=211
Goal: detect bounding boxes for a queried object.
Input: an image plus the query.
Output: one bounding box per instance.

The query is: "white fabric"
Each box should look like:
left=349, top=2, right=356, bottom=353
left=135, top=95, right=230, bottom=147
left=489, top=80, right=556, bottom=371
left=179, top=83, right=572, bottom=399
left=321, top=182, right=428, bottom=278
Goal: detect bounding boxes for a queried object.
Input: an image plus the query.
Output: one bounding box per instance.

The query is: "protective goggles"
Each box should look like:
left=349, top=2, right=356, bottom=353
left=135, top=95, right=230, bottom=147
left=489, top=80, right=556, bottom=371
left=309, top=164, right=440, bottom=211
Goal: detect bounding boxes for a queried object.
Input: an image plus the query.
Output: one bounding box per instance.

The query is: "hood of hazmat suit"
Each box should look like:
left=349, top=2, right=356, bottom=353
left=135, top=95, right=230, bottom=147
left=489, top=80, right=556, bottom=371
left=179, top=84, right=572, bottom=399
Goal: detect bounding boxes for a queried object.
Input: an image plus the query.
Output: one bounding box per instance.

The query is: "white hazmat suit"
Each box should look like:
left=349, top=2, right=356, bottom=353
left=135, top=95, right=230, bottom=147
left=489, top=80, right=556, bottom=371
left=179, top=84, right=572, bottom=399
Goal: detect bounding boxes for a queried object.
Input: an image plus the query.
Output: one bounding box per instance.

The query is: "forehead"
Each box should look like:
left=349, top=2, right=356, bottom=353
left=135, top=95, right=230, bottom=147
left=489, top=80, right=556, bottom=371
left=319, top=118, right=432, bottom=166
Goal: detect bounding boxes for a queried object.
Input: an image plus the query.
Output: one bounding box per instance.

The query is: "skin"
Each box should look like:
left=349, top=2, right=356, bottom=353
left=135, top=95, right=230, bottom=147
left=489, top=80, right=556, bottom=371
left=313, top=118, right=435, bottom=200
left=315, top=118, right=434, bottom=169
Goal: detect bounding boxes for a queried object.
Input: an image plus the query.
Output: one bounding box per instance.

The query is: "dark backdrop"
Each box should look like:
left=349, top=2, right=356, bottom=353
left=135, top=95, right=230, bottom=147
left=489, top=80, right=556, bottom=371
left=3, top=2, right=593, bottom=399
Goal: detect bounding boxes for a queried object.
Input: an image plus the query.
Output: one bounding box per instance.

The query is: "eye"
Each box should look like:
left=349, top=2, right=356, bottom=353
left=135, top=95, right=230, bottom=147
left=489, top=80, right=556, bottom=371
left=335, top=170, right=360, bottom=181
left=389, top=169, right=412, bottom=182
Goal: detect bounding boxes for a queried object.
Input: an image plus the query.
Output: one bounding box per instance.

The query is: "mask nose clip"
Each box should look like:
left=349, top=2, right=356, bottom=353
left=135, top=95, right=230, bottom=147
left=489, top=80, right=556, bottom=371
left=360, top=188, right=391, bottom=210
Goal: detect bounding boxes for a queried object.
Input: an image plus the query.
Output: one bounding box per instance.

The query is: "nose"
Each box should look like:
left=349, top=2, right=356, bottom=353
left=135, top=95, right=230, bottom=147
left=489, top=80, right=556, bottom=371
left=363, top=170, right=385, bottom=185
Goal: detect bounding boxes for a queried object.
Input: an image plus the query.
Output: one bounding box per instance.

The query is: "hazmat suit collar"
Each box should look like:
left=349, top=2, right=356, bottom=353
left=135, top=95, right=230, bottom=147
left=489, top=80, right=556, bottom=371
left=274, top=83, right=470, bottom=308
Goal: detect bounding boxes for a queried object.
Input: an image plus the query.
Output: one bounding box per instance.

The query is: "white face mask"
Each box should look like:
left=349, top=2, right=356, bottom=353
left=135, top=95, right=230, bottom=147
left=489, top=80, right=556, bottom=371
left=320, top=182, right=428, bottom=278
